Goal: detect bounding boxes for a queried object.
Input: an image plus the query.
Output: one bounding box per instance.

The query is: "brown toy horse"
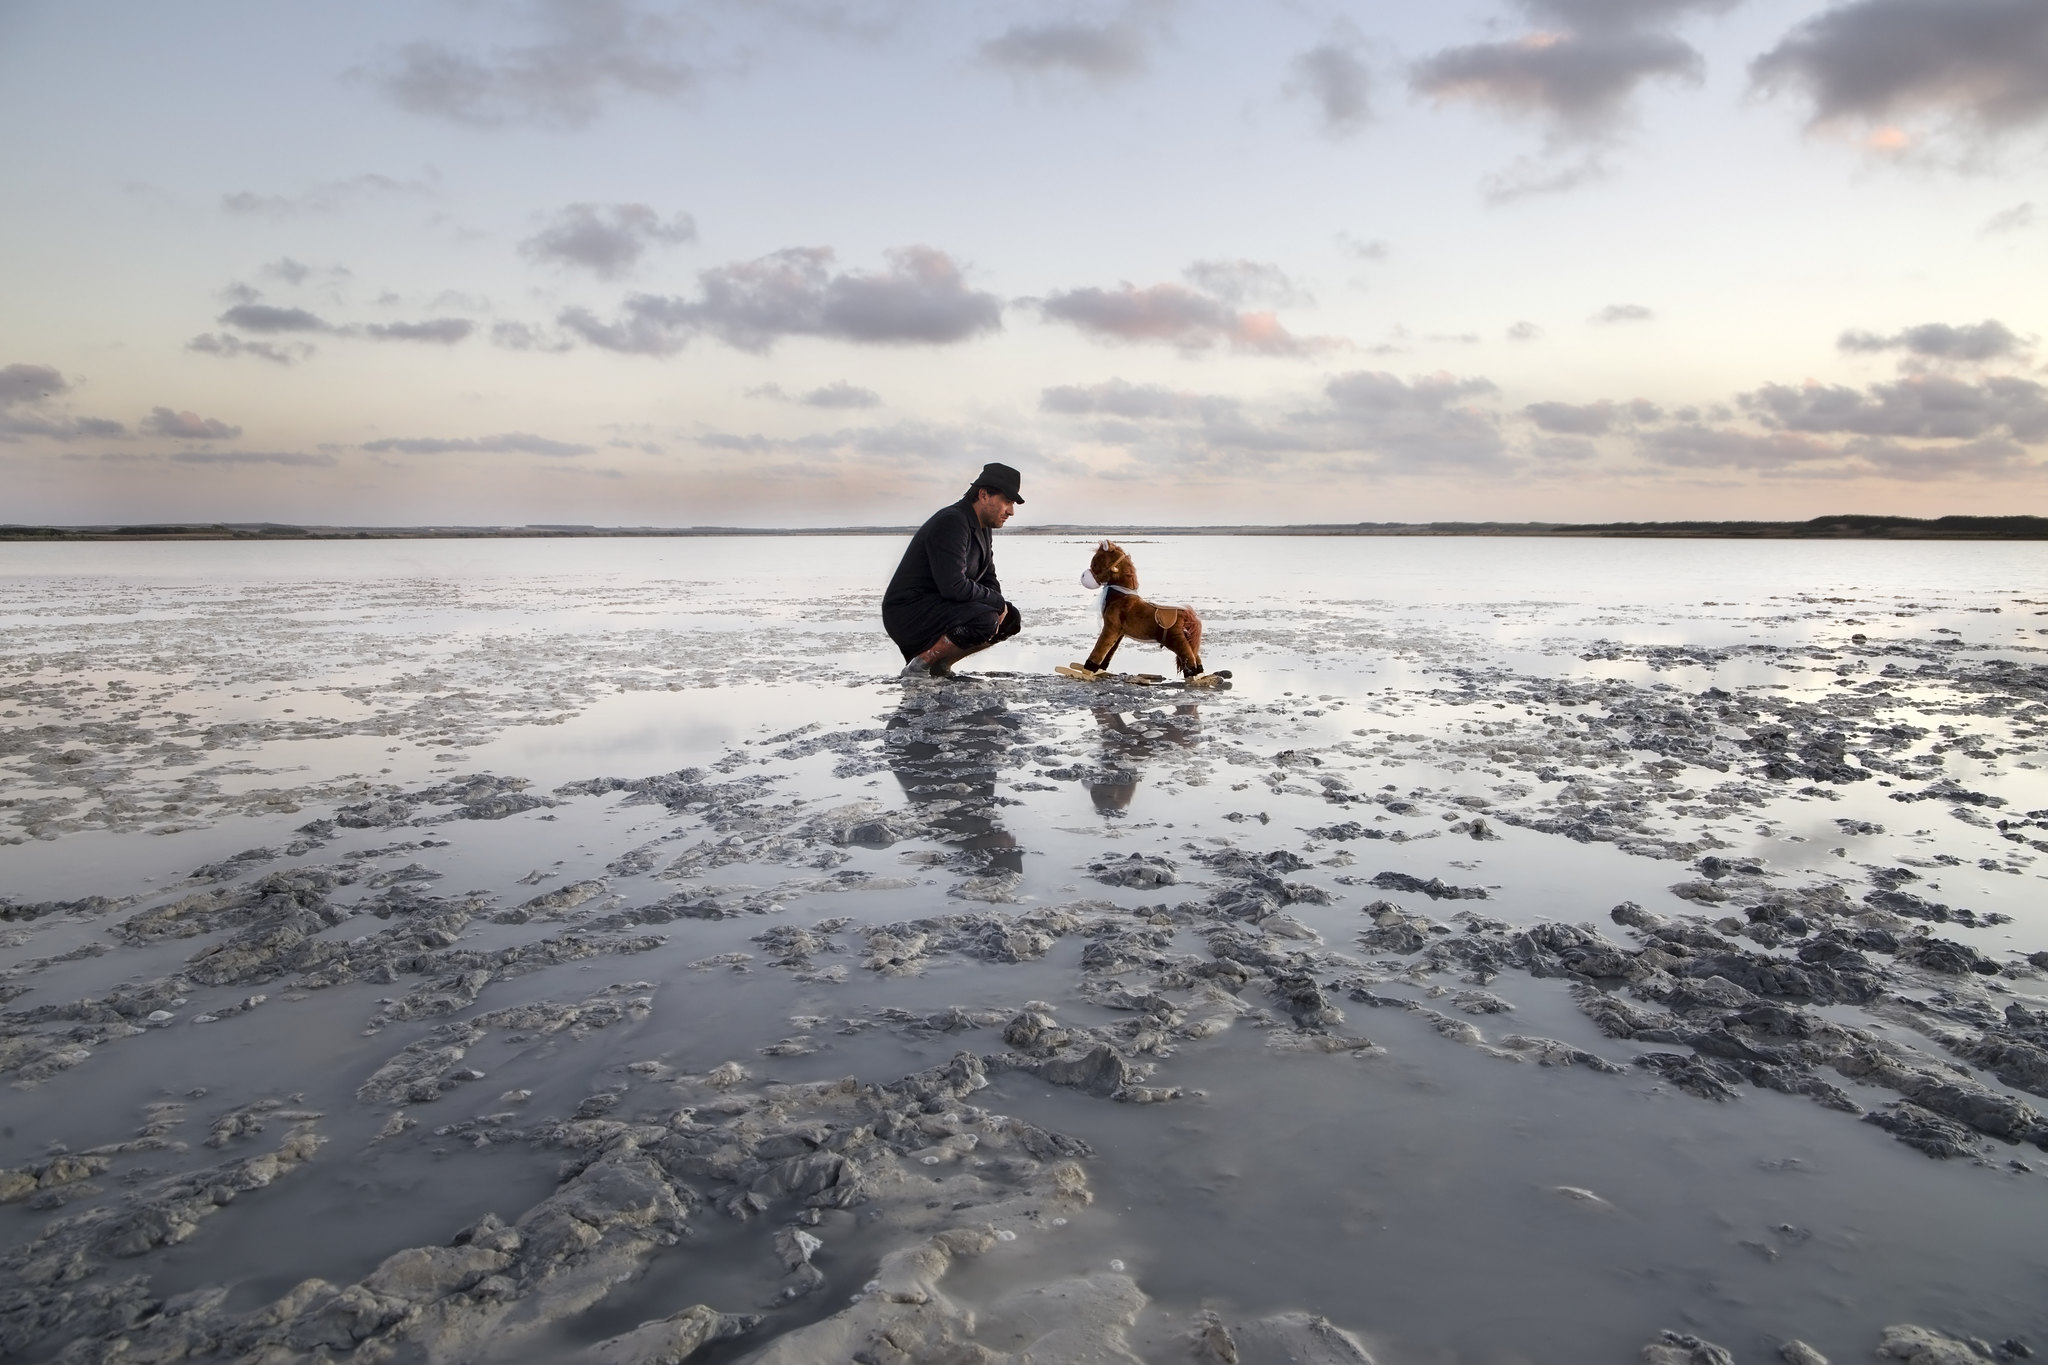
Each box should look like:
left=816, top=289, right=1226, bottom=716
left=1080, top=540, right=1206, bottom=678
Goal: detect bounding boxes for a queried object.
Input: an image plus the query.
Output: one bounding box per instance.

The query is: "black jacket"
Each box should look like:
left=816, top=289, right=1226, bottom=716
left=881, top=497, right=1004, bottom=653
left=884, top=497, right=1003, bottom=612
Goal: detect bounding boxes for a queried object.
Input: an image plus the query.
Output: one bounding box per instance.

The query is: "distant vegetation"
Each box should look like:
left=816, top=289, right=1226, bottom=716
left=1544, top=514, right=2048, bottom=539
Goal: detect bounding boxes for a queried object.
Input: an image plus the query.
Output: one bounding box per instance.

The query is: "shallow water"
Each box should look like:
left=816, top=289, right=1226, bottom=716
left=3, top=535, right=2046, bottom=1364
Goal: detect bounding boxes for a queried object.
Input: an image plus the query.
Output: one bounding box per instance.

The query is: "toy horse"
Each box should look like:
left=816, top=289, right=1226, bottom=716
left=1080, top=540, right=1206, bottom=678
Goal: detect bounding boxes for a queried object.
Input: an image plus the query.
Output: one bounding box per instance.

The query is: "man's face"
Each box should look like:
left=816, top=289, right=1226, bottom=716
left=973, top=488, right=1016, bottom=529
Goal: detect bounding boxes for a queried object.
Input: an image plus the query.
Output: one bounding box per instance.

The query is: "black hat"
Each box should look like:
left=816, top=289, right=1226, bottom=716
left=974, top=462, right=1025, bottom=504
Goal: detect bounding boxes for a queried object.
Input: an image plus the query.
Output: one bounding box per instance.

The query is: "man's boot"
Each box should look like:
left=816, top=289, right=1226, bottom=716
left=902, top=636, right=967, bottom=678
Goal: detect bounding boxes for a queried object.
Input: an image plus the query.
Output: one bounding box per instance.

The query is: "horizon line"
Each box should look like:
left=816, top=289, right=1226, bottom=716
left=4, top=513, right=2048, bottom=542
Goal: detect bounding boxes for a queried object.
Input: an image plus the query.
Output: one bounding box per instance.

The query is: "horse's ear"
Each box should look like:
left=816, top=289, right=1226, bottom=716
left=1097, top=539, right=1109, bottom=551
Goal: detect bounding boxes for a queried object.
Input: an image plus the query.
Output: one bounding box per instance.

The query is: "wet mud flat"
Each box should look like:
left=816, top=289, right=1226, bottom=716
left=3, top=536, right=2047, bottom=1364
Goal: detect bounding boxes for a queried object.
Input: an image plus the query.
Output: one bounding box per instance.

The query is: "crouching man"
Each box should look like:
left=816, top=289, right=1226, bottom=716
left=883, top=462, right=1025, bottom=677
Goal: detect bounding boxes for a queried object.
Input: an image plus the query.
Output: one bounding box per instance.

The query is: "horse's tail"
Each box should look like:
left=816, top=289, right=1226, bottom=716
left=1181, top=605, right=1203, bottom=657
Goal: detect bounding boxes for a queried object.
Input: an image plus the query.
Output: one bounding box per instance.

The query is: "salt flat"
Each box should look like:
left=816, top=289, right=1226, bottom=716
left=3, top=535, right=2045, bottom=1364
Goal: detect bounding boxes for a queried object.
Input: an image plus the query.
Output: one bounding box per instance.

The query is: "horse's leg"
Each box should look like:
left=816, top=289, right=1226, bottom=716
left=1083, top=620, right=1123, bottom=672
left=1164, top=621, right=1202, bottom=677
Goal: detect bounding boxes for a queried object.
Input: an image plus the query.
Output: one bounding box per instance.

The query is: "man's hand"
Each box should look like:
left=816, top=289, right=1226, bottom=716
left=996, top=603, right=1009, bottom=628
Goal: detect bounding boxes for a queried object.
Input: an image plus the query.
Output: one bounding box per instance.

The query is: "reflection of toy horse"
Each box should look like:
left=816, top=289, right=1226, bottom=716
left=1080, top=540, right=1205, bottom=678
left=1087, top=703, right=1202, bottom=812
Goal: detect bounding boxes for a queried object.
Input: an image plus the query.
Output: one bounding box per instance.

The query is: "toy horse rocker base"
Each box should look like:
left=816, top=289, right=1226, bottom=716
left=1057, top=540, right=1231, bottom=688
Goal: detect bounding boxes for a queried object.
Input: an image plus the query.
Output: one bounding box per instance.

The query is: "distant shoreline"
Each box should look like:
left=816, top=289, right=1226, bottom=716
left=2, top=514, right=2045, bottom=542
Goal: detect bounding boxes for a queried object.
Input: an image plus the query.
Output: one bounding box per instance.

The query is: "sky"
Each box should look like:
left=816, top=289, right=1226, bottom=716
left=2, top=0, right=2045, bottom=528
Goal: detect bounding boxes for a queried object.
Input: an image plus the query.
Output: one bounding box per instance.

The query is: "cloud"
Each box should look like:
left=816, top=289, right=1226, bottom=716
left=490, top=321, right=575, bottom=352
left=1751, top=0, right=2048, bottom=137
left=518, top=203, right=697, bottom=279
left=220, top=172, right=435, bottom=217
left=558, top=296, right=696, bottom=356
left=62, top=450, right=330, bottom=467
left=1836, top=318, right=2024, bottom=361
left=1983, top=201, right=2036, bottom=233
left=0, top=364, right=127, bottom=442
left=1523, top=398, right=1663, bottom=433
left=366, top=0, right=698, bottom=129
left=1411, top=0, right=1736, bottom=195
left=1593, top=303, right=1654, bottom=323
left=1506, top=320, right=1545, bottom=340
left=141, top=407, right=243, bottom=440
left=1228, top=370, right=1507, bottom=472
left=743, top=381, right=883, bottom=408
left=1181, top=259, right=1313, bottom=308
left=186, top=334, right=315, bottom=365
left=1326, top=370, right=1498, bottom=412
left=203, top=300, right=472, bottom=350
left=1481, top=151, right=1609, bottom=202
left=689, top=419, right=1047, bottom=477
left=361, top=432, right=595, bottom=457
left=1639, top=425, right=1844, bottom=468
left=1636, top=422, right=2043, bottom=479
left=733, top=0, right=918, bottom=43
left=0, top=413, right=125, bottom=442
left=1338, top=233, right=1389, bottom=261
left=803, top=249, right=1004, bottom=344
left=219, top=304, right=333, bottom=334
left=222, top=193, right=295, bottom=217
left=1740, top=373, right=2048, bottom=441
left=1031, top=370, right=1520, bottom=482
left=1523, top=401, right=1597, bottom=431
left=1518, top=0, right=1742, bottom=30
left=1411, top=31, right=1703, bottom=135
left=559, top=245, right=1003, bottom=355
left=1037, top=281, right=1333, bottom=356
left=261, top=258, right=313, bottom=285
left=0, top=363, right=67, bottom=406
left=429, top=289, right=492, bottom=312
left=798, top=381, right=881, bottom=409
left=1040, top=378, right=1239, bottom=421
left=167, top=451, right=335, bottom=467
left=1288, top=40, right=1373, bottom=135
left=1847, top=435, right=2036, bottom=478
left=363, top=318, right=477, bottom=344
left=1532, top=435, right=1600, bottom=460
left=980, top=18, right=1152, bottom=83
left=252, top=257, right=352, bottom=288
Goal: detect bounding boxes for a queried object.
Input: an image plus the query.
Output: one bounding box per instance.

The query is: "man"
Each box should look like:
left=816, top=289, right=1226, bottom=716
left=883, top=462, right=1025, bottom=677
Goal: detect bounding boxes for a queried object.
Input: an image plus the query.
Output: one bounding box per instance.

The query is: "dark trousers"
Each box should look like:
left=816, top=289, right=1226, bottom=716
left=884, top=599, right=1023, bottom=660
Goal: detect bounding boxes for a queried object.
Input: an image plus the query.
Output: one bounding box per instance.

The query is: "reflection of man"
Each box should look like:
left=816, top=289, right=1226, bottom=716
left=883, top=462, right=1025, bottom=678
left=885, top=687, right=1023, bottom=874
